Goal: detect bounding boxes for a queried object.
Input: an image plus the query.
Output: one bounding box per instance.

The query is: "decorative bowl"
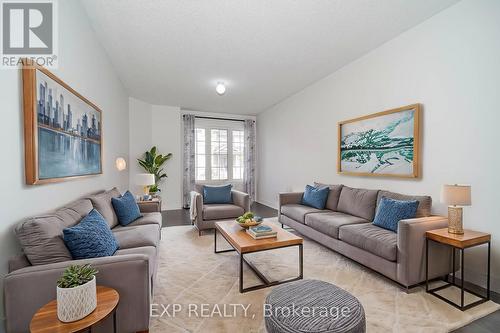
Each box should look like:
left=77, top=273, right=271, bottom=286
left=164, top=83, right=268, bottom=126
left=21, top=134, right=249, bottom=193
left=236, top=219, right=263, bottom=229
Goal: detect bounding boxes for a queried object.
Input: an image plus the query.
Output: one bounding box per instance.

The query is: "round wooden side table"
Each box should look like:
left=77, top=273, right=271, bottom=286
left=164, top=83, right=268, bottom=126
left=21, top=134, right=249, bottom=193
left=30, top=286, right=119, bottom=333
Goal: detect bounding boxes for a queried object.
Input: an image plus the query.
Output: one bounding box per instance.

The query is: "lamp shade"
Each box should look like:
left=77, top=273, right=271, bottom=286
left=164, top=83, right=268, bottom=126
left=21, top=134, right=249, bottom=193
left=440, top=184, right=471, bottom=206
left=136, top=173, right=155, bottom=186
left=115, top=157, right=127, bottom=171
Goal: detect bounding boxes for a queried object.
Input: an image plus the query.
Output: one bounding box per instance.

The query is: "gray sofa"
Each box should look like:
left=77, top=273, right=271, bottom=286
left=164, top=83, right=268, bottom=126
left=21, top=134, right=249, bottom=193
left=190, top=185, right=250, bottom=235
left=279, top=184, right=452, bottom=289
left=4, top=188, right=160, bottom=333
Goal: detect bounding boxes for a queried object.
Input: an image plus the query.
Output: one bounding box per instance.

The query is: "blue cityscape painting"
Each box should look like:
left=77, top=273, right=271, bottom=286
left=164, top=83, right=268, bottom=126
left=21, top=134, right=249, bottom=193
left=338, top=105, right=420, bottom=178
left=36, top=70, right=102, bottom=180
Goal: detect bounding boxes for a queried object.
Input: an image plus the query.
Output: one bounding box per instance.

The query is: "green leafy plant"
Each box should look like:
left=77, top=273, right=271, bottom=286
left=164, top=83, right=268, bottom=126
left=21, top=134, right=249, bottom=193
left=137, top=146, right=173, bottom=193
left=57, top=264, right=98, bottom=289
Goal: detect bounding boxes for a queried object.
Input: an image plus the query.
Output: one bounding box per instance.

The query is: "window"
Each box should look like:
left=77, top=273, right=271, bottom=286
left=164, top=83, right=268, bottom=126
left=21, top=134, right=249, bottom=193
left=210, top=129, right=228, bottom=180
left=195, top=128, right=206, bottom=180
left=194, top=119, right=245, bottom=182
left=232, top=130, right=244, bottom=180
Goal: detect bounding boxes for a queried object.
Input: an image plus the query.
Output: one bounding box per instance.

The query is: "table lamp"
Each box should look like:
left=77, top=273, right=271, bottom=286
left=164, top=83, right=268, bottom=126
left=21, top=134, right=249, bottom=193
left=440, top=184, right=471, bottom=234
left=136, top=173, right=155, bottom=195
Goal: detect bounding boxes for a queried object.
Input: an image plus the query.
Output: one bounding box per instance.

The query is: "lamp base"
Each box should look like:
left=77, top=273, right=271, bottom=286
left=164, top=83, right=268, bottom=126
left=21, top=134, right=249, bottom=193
left=143, top=186, right=150, bottom=195
left=448, top=206, right=464, bottom=234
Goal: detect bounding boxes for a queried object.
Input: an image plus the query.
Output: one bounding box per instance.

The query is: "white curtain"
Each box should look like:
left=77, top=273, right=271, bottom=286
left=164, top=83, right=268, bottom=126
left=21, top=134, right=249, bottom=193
left=182, top=114, right=196, bottom=208
left=243, top=119, right=256, bottom=202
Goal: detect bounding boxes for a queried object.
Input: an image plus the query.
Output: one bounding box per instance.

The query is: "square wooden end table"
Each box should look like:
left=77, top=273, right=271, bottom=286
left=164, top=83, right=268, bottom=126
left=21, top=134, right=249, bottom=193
left=136, top=197, right=162, bottom=213
left=425, top=228, right=491, bottom=310
left=214, top=220, right=303, bottom=293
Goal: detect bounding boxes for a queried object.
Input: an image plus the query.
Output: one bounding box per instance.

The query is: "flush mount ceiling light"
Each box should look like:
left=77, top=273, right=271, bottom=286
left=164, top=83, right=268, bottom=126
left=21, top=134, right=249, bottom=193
left=215, top=82, right=226, bottom=95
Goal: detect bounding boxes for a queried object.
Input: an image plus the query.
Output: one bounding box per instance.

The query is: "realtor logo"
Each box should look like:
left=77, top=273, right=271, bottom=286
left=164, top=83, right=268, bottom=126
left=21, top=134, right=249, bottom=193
left=1, top=0, right=58, bottom=68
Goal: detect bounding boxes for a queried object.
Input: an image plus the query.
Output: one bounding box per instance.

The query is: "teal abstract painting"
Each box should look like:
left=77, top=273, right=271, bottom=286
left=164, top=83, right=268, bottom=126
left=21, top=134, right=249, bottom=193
left=338, top=105, right=420, bottom=178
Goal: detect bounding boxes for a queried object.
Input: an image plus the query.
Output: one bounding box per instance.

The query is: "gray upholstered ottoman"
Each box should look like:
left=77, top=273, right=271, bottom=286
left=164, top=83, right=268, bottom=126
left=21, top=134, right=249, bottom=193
left=264, top=280, right=366, bottom=333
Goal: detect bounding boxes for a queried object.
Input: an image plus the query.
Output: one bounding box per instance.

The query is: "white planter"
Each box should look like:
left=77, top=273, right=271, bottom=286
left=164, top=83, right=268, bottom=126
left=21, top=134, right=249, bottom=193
left=57, top=276, right=97, bottom=322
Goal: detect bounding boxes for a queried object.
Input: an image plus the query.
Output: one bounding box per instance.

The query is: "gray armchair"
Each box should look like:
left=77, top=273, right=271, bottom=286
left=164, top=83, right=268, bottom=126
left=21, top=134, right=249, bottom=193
left=190, top=185, right=250, bottom=235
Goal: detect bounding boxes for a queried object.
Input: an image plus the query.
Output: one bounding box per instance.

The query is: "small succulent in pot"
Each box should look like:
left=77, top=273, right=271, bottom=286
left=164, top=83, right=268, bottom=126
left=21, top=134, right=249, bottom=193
left=56, top=264, right=98, bottom=322
left=57, top=264, right=98, bottom=288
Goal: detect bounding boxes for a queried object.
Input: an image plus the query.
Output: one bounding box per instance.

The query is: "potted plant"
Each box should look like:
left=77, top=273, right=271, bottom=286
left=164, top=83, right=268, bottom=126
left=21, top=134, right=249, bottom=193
left=137, top=146, right=173, bottom=196
left=56, top=264, right=98, bottom=322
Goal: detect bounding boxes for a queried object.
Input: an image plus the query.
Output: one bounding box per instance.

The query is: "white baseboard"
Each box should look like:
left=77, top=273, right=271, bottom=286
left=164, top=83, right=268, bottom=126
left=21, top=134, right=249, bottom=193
left=462, top=268, right=500, bottom=295
left=255, top=199, right=278, bottom=210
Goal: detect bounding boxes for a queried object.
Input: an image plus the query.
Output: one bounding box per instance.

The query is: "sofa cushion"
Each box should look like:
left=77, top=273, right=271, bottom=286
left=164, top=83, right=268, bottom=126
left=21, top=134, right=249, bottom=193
left=112, top=191, right=143, bottom=226
left=305, top=212, right=369, bottom=239
left=202, top=204, right=244, bottom=220
left=15, top=198, right=93, bottom=265
left=339, top=223, right=397, bottom=261
left=113, top=212, right=162, bottom=229
left=114, top=246, right=157, bottom=278
left=89, top=188, right=121, bottom=228
left=203, top=184, right=233, bottom=204
left=301, top=185, right=330, bottom=209
left=112, top=224, right=160, bottom=249
left=377, top=190, right=432, bottom=217
left=280, top=204, right=329, bottom=224
left=337, top=186, right=379, bottom=221
left=314, top=183, right=343, bottom=211
left=63, top=209, right=119, bottom=259
left=373, top=197, right=418, bottom=232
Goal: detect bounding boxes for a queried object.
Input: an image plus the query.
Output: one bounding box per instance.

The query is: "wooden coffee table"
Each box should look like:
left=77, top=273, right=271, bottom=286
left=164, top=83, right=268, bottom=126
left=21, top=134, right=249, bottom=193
left=215, top=220, right=303, bottom=293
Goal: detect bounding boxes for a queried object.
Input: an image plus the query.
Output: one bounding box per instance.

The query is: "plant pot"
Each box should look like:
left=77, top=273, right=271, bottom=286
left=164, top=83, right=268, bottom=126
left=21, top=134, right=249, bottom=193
left=57, top=276, right=97, bottom=322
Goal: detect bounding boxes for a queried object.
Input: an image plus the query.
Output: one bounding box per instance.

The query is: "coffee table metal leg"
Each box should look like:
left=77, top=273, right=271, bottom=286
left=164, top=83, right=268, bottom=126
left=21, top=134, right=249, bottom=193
left=239, top=253, right=244, bottom=293
left=214, top=227, right=217, bottom=253
left=425, top=238, right=429, bottom=292
left=299, top=244, right=303, bottom=279
left=487, top=241, right=491, bottom=300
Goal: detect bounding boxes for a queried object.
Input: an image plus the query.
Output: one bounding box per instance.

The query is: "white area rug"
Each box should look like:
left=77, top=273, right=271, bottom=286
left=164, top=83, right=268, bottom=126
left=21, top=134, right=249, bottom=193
left=151, top=218, right=499, bottom=332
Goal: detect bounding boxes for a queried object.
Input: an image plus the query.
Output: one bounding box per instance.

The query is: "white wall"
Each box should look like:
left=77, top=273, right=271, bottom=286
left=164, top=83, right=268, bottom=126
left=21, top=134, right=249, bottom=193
left=129, top=97, right=153, bottom=194
left=257, top=0, right=500, bottom=291
left=128, top=100, right=183, bottom=209
left=152, top=105, right=182, bottom=209
left=0, top=1, right=129, bottom=330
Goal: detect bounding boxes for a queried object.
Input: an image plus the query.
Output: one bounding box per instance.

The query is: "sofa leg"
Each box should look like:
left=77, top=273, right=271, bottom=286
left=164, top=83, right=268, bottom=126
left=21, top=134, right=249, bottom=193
left=199, top=230, right=202, bottom=236
left=136, top=330, right=149, bottom=333
left=281, top=223, right=284, bottom=228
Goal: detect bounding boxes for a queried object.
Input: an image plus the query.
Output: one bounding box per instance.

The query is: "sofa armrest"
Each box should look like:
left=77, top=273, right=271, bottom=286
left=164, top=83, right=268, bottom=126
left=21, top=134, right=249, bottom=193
left=279, top=192, right=303, bottom=209
left=4, top=254, right=150, bottom=333
left=232, top=190, right=250, bottom=212
left=397, top=216, right=452, bottom=286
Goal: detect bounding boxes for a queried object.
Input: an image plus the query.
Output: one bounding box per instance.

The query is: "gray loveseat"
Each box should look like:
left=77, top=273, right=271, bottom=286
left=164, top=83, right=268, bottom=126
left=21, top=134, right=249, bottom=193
left=4, top=188, right=160, bottom=333
left=279, top=184, right=452, bottom=289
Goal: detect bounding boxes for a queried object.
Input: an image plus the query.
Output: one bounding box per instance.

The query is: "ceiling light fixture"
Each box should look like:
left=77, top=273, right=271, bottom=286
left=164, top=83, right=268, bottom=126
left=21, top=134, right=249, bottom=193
left=215, top=82, right=226, bottom=95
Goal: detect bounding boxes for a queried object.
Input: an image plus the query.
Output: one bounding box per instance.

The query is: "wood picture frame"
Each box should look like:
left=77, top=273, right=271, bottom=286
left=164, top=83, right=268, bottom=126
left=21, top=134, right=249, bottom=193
left=22, top=59, right=103, bottom=185
left=337, top=104, right=421, bottom=178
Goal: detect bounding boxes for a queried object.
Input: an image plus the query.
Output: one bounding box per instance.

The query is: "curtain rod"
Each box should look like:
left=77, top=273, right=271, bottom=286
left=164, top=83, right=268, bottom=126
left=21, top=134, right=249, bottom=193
left=193, top=115, right=248, bottom=123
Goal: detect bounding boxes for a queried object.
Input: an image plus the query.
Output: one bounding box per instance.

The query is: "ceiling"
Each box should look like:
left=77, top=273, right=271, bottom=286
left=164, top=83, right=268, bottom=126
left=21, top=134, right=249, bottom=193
left=82, top=0, right=459, bottom=115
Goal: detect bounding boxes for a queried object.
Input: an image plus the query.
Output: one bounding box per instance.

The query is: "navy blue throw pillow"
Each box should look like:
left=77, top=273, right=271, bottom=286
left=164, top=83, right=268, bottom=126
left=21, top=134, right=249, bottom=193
left=111, top=191, right=142, bottom=226
left=203, top=184, right=233, bottom=204
left=301, top=185, right=330, bottom=210
left=63, top=209, right=119, bottom=259
left=373, top=197, right=419, bottom=232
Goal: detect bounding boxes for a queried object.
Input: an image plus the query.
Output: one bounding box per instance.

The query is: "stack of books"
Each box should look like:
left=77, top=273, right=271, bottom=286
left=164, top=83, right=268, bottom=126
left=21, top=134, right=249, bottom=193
left=247, top=225, right=277, bottom=240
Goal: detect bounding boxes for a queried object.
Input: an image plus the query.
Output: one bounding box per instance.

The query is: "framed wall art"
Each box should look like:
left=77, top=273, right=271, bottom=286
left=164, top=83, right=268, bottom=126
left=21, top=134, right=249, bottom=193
left=337, top=104, right=421, bottom=178
left=22, top=59, right=103, bottom=184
